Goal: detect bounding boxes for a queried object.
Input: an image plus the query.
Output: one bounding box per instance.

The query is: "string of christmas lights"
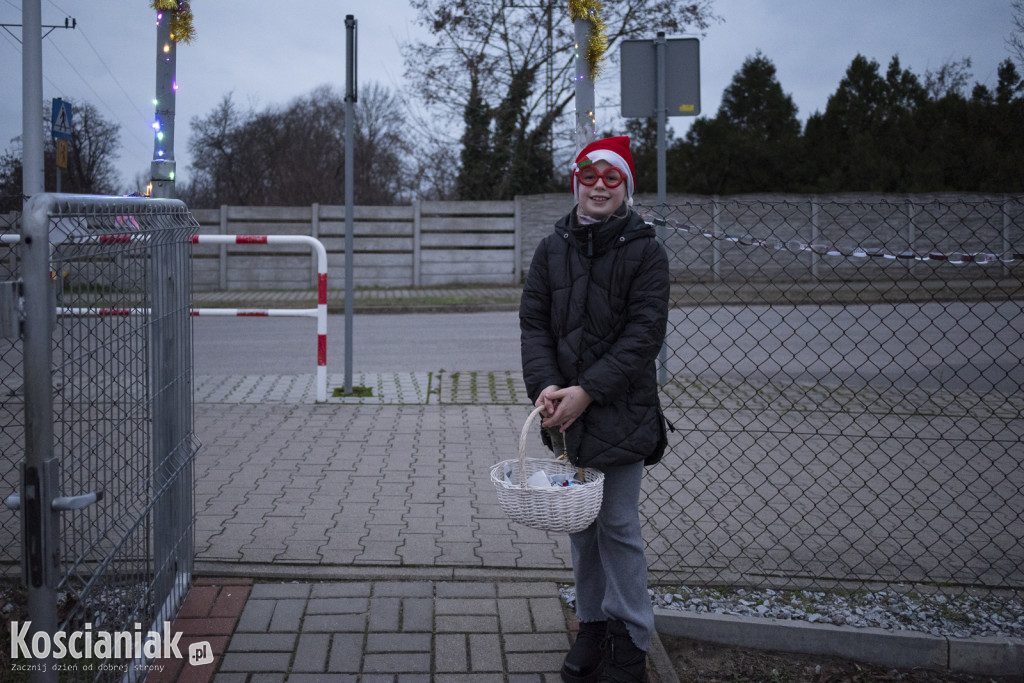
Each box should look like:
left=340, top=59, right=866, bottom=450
left=640, top=212, right=1024, bottom=266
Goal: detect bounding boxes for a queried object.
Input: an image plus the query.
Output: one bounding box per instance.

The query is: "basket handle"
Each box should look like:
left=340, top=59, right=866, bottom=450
left=518, top=406, right=546, bottom=485
left=518, top=405, right=584, bottom=486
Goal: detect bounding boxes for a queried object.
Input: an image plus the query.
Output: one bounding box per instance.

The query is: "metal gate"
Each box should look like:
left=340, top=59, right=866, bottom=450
left=640, top=196, right=1024, bottom=593
left=1, top=194, right=198, bottom=681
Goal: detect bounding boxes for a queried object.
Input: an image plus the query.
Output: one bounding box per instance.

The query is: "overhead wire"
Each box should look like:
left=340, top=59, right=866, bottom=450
left=0, top=17, right=80, bottom=147
left=46, top=37, right=153, bottom=156
left=3, top=0, right=154, bottom=180
left=44, top=0, right=153, bottom=170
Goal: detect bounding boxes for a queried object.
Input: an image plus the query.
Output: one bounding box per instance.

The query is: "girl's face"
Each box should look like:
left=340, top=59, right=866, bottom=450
left=577, top=160, right=627, bottom=219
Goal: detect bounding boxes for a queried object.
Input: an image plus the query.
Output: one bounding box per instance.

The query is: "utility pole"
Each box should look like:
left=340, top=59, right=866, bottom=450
left=7, top=13, right=75, bottom=201
left=21, top=0, right=45, bottom=200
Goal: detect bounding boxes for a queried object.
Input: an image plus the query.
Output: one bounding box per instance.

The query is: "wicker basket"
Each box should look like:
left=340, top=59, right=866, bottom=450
left=490, top=405, right=604, bottom=534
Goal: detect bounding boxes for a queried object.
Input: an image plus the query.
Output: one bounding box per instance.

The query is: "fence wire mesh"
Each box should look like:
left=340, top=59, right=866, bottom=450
left=1, top=194, right=198, bottom=682
left=639, top=196, right=1024, bottom=593
left=1, top=205, right=21, bottom=571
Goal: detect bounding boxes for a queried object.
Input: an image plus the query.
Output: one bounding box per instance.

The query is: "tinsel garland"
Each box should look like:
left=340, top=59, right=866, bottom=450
left=151, top=0, right=196, bottom=44
left=568, top=0, right=608, bottom=79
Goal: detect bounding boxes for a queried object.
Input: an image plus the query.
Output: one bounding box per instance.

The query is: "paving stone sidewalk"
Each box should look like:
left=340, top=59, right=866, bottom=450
left=179, top=360, right=1023, bottom=680
left=191, top=397, right=573, bottom=569
left=148, top=576, right=578, bottom=682
left=179, top=370, right=683, bottom=683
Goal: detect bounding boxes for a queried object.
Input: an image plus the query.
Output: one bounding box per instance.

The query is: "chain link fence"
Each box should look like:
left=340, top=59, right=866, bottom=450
left=1, top=194, right=198, bottom=682
left=639, top=196, right=1024, bottom=593
left=1, top=200, right=23, bottom=572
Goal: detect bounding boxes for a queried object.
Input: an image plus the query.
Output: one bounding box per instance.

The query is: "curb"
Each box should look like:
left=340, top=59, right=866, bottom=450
left=654, top=607, right=1024, bottom=677
left=647, top=629, right=682, bottom=683
left=194, top=560, right=576, bottom=584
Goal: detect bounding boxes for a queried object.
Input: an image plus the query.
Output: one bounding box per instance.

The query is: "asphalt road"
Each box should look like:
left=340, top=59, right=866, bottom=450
left=192, top=311, right=521, bottom=375
left=192, top=302, right=1024, bottom=395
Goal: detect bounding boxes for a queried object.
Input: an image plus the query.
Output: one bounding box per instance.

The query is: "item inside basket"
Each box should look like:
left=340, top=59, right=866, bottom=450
left=501, top=463, right=582, bottom=488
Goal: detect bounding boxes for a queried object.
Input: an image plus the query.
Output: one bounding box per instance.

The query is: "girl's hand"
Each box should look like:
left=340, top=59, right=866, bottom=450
left=535, top=385, right=563, bottom=418
left=540, top=385, right=593, bottom=432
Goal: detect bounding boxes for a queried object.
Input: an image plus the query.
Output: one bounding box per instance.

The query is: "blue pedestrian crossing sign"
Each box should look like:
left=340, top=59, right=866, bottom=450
left=51, top=99, right=73, bottom=140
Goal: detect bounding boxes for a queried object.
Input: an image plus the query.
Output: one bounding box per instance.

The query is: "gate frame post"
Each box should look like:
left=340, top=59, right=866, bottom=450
left=20, top=194, right=60, bottom=682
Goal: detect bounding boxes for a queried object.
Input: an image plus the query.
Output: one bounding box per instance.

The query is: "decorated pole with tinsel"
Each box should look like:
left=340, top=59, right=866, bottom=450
left=568, top=0, right=607, bottom=152
left=150, top=1, right=194, bottom=199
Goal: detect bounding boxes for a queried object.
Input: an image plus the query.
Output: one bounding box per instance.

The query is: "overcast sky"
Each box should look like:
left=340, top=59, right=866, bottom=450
left=0, top=0, right=1016, bottom=191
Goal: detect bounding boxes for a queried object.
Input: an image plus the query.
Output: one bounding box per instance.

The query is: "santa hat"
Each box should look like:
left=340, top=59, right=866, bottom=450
left=572, top=135, right=636, bottom=202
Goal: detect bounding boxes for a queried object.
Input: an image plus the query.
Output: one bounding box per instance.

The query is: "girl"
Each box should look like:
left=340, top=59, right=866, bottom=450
left=519, top=135, right=670, bottom=682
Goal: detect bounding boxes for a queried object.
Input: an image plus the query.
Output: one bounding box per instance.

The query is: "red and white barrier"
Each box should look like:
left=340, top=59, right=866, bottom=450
left=195, top=234, right=328, bottom=401
left=193, top=236, right=325, bottom=403
left=57, top=234, right=330, bottom=402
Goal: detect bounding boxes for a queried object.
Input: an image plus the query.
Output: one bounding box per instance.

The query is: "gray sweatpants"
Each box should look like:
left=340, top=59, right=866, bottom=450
left=570, top=460, right=654, bottom=652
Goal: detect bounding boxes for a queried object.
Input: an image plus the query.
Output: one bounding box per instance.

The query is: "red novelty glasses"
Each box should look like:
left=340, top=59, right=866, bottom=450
left=575, top=165, right=625, bottom=188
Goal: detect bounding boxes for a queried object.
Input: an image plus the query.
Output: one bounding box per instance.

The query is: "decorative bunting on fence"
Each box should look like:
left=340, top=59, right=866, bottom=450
left=640, top=212, right=1024, bottom=266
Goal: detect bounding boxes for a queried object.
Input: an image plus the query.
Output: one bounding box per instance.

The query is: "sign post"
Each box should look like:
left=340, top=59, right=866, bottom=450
left=343, top=14, right=357, bottom=394
left=620, top=34, right=700, bottom=384
left=50, top=98, right=72, bottom=192
left=620, top=34, right=700, bottom=208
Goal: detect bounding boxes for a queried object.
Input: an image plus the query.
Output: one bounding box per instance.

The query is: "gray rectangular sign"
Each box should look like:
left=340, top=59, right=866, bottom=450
left=620, top=37, right=700, bottom=118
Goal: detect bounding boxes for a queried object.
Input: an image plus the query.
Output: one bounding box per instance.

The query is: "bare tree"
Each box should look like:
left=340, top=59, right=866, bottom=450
left=923, top=57, right=973, bottom=100
left=62, top=101, right=122, bottom=194
left=184, top=84, right=410, bottom=207
left=0, top=101, right=124, bottom=196
left=402, top=0, right=719, bottom=194
left=1010, top=0, right=1024, bottom=73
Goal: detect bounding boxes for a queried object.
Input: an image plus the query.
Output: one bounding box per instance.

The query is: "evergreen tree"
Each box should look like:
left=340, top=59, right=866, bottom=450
left=456, top=72, right=496, bottom=200
left=659, top=51, right=1023, bottom=194
left=673, top=52, right=803, bottom=194
left=455, top=65, right=557, bottom=200
left=619, top=118, right=667, bottom=195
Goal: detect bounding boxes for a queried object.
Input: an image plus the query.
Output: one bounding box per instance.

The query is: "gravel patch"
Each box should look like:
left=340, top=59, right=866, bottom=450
left=559, top=585, right=1024, bottom=639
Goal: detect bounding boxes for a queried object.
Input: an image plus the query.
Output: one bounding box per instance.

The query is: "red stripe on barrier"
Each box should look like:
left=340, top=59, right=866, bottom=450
left=236, top=235, right=268, bottom=244
left=237, top=311, right=270, bottom=316
left=99, top=234, right=133, bottom=244
left=190, top=235, right=199, bottom=243
left=318, top=273, right=328, bottom=305
left=318, top=334, right=327, bottom=366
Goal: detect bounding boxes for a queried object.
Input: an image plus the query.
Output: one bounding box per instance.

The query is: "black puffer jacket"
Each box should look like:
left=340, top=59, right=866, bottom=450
left=520, top=204, right=670, bottom=469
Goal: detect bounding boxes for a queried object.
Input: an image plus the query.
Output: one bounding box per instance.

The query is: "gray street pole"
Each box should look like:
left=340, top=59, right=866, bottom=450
left=344, top=15, right=357, bottom=393
left=655, top=32, right=667, bottom=209
left=22, top=0, right=44, bottom=199
left=152, top=6, right=176, bottom=199
left=655, top=32, right=669, bottom=385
